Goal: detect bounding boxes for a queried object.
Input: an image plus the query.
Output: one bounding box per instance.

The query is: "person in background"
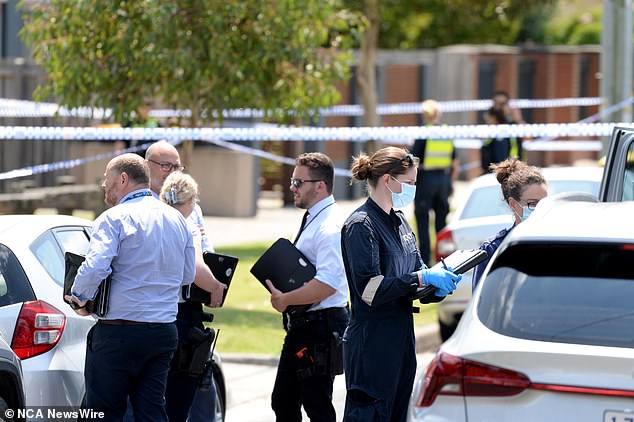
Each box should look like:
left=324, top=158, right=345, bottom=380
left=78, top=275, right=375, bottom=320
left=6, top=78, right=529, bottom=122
left=340, top=146, right=461, bottom=421
left=481, top=91, right=524, bottom=173
left=67, top=153, right=195, bottom=421
left=412, top=99, right=459, bottom=265
left=472, top=159, right=547, bottom=290
left=160, top=172, right=226, bottom=421
left=266, top=152, right=349, bottom=422
left=143, top=139, right=219, bottom=421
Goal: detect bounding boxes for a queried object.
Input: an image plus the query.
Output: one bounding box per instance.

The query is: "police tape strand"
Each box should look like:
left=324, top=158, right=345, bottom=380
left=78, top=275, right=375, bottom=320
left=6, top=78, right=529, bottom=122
left=0, top=122, right=621, bottom=142
left=0, top=96, right=604, bottom=119
left=0, top=139, right=182, bottom=181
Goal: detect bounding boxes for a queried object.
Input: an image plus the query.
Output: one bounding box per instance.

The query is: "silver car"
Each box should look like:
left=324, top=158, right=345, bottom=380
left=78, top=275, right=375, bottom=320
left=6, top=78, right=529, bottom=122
left=435, top=166, right=604, bottom=340
left=0, top=215, right=94, bottom=411
left=409, top=197, right=634, bottom=422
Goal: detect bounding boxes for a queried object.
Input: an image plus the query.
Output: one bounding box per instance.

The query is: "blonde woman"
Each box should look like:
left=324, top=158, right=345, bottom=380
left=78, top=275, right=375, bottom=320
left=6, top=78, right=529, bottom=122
left=159, top=172, right=226, bottom=421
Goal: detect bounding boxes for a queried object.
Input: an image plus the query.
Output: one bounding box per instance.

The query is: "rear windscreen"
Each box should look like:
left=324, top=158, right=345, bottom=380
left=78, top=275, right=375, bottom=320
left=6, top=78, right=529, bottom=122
left=478, top=243, right=634, bottom=348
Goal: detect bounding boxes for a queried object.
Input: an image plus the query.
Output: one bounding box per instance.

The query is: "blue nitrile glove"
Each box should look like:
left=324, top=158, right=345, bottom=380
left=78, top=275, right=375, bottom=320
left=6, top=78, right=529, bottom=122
left=422, top=267, right=462, bottom=297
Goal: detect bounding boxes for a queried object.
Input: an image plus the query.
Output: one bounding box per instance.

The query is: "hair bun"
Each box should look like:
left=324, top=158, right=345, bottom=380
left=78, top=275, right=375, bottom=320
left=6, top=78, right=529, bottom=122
left=351, top=154, right=372, bottom=181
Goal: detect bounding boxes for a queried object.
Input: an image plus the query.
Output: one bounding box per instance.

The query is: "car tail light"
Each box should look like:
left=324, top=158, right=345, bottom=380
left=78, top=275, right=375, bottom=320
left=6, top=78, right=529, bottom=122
left=11, top=300, right=66, bottom=360
left=416, top=351, right=634, bottom=407
left=416, top=351, right=530, bottom=407
left=435, top=228, right=457, bottom=261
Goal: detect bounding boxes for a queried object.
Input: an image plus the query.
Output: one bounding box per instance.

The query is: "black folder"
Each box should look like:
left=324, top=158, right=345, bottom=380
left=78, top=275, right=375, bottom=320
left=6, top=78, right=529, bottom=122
left=63, top=252, right=111, bottom=317
left=250, top=238, right=316, bottom=314
left=182, top=252, right=239, bottom=306
left=410, top=249, right=488, bottom=302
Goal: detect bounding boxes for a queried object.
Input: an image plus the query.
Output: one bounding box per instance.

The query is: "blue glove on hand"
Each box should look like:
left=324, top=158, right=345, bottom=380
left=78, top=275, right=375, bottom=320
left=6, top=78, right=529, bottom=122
left=422, top=267, right=462, bottom=297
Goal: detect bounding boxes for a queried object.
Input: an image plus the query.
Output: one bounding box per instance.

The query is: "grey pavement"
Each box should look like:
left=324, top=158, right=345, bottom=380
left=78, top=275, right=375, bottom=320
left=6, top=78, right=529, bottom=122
left=222, top=349, right=438, bottom=422
left=204, top=182, right=469, bottom=420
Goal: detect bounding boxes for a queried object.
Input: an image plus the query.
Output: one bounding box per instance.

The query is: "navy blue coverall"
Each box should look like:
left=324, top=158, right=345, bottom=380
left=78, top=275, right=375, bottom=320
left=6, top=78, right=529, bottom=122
left=472, top=225, right=514, bottom=291
left=340, top=198, right=424, bottom=422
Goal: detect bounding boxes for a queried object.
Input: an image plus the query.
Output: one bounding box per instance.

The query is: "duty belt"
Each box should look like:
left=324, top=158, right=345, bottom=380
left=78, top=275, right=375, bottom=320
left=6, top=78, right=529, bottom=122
left=285, top=306, right=348, bottom=331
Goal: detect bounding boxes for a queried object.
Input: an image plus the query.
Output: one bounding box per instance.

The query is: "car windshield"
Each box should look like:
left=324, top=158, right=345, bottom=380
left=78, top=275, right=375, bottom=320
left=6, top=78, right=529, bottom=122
left=477, top=242, right=634, bottom=348
left=461, top=179, right=600, bottom=220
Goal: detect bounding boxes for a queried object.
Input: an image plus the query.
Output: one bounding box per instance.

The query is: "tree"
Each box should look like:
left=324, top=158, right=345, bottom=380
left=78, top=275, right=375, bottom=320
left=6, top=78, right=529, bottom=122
left=376, top=0, right=559, bottom=49
left=19, top=0, right=363, bottom=126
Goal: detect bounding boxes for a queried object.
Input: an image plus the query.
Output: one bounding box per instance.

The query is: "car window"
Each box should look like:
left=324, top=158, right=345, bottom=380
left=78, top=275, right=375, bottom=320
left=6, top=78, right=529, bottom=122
left=623, top=144, right=634, bottom=201
left=477, top=242, right=634, bottom=348
left=0, top=244, right=37, bottom=307
left=54, top=229, right=90, bottom=256
left=460, top=180, right=599, bottom=220
left=30, top=227, right=90, bottom=287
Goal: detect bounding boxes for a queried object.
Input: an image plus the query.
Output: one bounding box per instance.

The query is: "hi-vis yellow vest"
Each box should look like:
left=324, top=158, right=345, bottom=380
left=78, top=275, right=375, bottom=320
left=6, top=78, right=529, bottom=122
left=423, top=138, right=453, bottom=170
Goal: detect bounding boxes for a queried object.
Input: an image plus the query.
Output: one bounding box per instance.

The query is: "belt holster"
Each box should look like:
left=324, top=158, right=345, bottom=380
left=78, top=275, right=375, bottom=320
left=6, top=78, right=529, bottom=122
left=173, top=326, right=215, bottom=375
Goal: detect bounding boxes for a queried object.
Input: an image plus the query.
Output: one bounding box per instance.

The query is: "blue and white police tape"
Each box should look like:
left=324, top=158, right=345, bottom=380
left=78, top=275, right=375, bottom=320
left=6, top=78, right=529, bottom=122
left=1, top=96, right=603, bottom=119
left=0, top=122, right=622, bottom=142
left=0, top=139, right=181, bottom=181
left=532, top=96, right=634, bottom=143
left=148, top=97, right=604, bottom=118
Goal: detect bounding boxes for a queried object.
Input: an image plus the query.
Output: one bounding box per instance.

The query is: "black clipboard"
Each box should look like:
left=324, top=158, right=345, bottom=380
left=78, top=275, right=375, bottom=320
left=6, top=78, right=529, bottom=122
left=410, top=249, right=488, bottom=302
left=182, top=252, right=239, bottom=306
left=250, top=238, right=316, bottom=314
left=63, top=252, right=111, bottom=317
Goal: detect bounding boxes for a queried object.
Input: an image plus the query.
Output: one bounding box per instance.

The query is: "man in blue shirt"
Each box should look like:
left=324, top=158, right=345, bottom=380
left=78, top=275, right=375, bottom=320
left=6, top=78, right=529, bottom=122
left=67, top=153, right=196, bottom=422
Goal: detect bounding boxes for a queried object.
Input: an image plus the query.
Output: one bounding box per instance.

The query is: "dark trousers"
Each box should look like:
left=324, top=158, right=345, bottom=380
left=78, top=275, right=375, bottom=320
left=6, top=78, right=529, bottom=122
left=165, top=302, right=209, bottom=422
left=85, top=322, right=178, bottom=422
left=271, top=308, right=348, bottom=422
left=414, top=170, right=451, bottom=265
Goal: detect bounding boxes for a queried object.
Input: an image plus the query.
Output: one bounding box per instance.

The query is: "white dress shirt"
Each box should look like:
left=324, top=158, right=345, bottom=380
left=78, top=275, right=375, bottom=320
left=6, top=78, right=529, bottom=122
left=295, top=195, right=349, bottom=311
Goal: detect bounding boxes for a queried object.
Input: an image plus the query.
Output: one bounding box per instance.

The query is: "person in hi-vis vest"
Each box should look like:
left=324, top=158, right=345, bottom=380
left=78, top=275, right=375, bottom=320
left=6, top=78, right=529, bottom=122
left=411, top=99, right=459, bottom=266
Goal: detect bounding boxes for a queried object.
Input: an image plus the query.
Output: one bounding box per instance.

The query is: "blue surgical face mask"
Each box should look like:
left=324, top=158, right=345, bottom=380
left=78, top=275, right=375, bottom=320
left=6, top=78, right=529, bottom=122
left=520, top=206, right=533, bottom=222
left=388, top=176, right=416, bottom=209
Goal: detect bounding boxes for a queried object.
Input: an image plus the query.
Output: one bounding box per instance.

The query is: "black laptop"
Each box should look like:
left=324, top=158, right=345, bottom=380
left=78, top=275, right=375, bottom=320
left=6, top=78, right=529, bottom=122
left=182, top=252, right=239, bottom=306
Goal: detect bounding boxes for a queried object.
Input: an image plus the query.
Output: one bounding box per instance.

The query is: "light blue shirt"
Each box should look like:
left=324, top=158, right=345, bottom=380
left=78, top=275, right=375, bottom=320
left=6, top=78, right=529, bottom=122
left=72, top=188, right=196, bottom=323
left=295, top=195, right=349, bottom=311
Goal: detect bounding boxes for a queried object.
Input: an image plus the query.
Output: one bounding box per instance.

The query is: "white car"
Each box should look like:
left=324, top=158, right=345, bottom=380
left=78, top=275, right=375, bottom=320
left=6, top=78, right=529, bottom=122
left=409, top=198, right=634, bottom=422
left=435, top=166, right=603, bottom=340
left=0, top=214, right=95, bottom=410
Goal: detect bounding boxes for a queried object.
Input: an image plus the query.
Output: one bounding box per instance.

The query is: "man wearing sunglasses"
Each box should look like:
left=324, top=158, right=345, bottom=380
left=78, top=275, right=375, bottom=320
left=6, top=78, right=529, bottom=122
left=266, top=152, right=349, bottom=422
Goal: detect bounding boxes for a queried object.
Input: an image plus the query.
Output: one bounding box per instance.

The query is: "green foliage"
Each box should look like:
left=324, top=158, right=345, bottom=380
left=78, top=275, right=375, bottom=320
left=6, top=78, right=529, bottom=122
left=543, top=5, right=601, bottom=45
left=19, top=0, right=364, bottom=124
left=346, top=0, right=558, bottom=48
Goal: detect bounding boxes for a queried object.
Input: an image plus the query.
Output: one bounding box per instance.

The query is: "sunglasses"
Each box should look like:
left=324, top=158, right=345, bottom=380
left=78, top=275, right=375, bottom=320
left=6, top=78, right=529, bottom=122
left=386, top=153, right=415, bottom=174
left=290, top=178, right=322, bottom=188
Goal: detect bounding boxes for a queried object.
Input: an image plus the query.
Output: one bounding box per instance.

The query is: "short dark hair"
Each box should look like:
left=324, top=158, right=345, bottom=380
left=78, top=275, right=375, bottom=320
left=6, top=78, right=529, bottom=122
left=112, top=154, right=150, bottom=186
left=296, top=152, right=334, bottom=194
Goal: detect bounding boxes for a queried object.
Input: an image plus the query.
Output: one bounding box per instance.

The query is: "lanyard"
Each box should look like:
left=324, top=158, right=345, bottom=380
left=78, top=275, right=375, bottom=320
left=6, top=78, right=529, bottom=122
left=121, top=190, right=153, bottom=204
left=296, top=202, right=335, bottom=243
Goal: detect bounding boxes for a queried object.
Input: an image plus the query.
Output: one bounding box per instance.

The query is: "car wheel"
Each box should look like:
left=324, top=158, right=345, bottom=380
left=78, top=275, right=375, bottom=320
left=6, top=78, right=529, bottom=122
left=0, top=397, right=14, bottom=422
left=214, top=376, right=225, bottom=422
left=439, top=319, right=458, bottom=342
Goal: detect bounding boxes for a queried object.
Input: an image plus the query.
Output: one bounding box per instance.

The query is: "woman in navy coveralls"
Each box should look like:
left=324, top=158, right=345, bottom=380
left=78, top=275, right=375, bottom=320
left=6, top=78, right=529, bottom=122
left=341, top=147, right=461, bottom=422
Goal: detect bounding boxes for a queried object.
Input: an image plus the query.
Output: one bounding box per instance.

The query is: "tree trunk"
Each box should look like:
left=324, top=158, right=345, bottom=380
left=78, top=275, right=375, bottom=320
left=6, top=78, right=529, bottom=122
left=358, top=0, right=381, bottom=154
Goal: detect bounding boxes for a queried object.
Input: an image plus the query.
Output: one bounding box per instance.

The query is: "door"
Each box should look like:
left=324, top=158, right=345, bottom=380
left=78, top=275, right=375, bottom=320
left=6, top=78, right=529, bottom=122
left=599, top=125, right=634, bottom=202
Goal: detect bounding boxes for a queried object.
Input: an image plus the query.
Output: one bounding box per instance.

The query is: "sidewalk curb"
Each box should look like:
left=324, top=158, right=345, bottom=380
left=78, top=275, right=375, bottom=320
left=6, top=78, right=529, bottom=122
left=221, top=323, right=440, bottom=366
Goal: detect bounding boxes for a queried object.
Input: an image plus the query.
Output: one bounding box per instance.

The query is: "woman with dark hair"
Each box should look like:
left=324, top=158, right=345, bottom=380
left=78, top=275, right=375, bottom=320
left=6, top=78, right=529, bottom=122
left=472, top=158, right=547, bottom=290
left=340, top=146, right=462, bottom=421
